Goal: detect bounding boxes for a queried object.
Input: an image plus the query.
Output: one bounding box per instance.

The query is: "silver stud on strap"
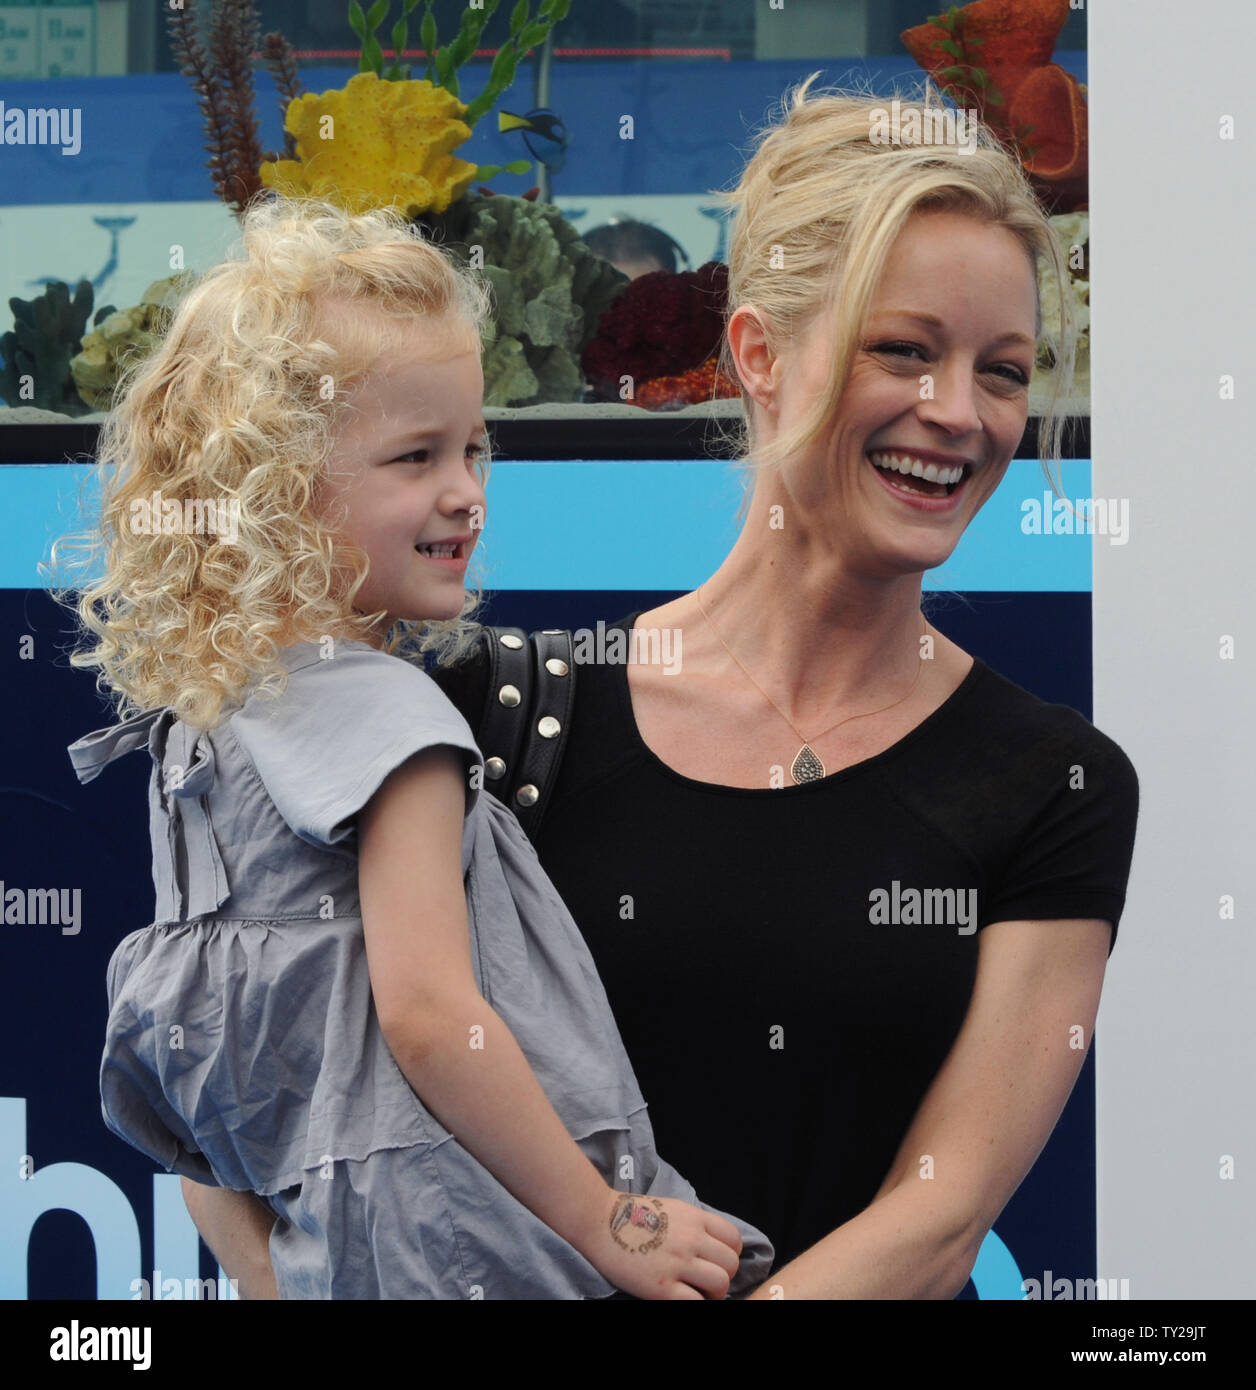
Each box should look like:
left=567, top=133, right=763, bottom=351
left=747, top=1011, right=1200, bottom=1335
left=540, top=629, right=564, bottom=635
left=544, top=657, right=569, bottom=677
left=497, top=683, right=521, bottom=707
left=499, top=633, right=524, bottom=650
left=515, top=784, right=539, bottom=807
left=537, top=716, right=561, bottom=739
left=485, top=756, right=506, bottom=780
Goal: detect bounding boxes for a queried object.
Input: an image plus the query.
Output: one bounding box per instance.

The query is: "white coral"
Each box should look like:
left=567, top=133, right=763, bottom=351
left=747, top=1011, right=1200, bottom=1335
left=1037, top=212, right=1090, bottom=356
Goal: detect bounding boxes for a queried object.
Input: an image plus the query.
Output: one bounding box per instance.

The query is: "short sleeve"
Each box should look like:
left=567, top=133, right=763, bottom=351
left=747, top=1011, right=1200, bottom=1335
left=981, top=726, right=1139, bottom=954
left=228, top=644, right=483, bottom=849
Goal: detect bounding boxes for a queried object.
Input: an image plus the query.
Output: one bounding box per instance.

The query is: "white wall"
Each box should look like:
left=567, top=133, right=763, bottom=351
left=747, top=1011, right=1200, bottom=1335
left=1091, top=0, right=1254, bottom=1298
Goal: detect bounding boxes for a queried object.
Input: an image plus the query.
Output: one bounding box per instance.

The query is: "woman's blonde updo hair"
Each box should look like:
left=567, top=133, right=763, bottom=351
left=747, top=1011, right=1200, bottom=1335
left=713, top=74, right=1078, bottom=519
left=52, top=193, right=493, bottom=730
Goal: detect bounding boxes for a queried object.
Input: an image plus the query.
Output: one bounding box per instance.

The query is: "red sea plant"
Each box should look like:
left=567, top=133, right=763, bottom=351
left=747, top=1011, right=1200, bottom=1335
left=167, top=0, right=307, bottom=217
left=581, top=261, right=731, bottom=402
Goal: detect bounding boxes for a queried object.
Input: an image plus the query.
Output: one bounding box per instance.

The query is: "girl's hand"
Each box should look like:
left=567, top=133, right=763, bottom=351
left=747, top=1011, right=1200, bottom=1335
left=589, top=1192, right=743, bottom=1300
left=179, top=1180, right=279, bottom=1300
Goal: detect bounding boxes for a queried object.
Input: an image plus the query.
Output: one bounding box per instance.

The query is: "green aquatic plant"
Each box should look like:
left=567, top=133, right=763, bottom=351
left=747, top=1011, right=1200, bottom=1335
left=348, top=0, right=572, bottom=182
left=353, top=0, right=570, bottom=113
left=432, top=192, right=627, bottom=405
left=1, top=279, right=104, bottom=415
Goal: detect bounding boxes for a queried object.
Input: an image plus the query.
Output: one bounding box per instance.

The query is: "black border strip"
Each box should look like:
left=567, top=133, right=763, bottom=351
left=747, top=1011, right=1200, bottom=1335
left=0, top=413, right=1088, bottom=465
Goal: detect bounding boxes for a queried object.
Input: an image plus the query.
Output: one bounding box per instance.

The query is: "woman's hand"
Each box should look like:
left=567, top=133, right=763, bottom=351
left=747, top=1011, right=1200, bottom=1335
left=585, top=1192, right=743, bottom=1300
left=738, top=917, right=1113, bottom=1299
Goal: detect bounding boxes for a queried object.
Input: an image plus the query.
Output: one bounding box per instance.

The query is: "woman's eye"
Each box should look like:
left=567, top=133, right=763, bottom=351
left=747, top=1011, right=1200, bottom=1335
left=870, top=342, right=1029, bottom=385
left=871, top=341, right=922, bottom=359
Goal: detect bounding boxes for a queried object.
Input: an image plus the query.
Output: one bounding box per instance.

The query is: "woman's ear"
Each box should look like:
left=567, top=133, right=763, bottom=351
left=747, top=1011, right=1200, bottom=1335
left=726, top=305, right=778, bottom=415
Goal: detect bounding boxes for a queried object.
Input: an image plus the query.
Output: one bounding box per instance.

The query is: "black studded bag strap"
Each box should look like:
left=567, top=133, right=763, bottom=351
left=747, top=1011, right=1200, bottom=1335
left=510, top=628, right=576, bottom=839
left=474, top=626, right=530, bottom=804
left=449, top=626, right=575, bottom=842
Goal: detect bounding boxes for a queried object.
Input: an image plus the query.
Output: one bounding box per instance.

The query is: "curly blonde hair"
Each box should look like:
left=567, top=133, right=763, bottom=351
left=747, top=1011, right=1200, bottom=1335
left=51, top=193, right=494, bottom=730
left=711, top=74, right=1079, bottom=521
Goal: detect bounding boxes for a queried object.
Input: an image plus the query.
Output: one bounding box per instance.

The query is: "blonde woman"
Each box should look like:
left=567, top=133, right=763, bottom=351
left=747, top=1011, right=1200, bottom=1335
left=58, top=195, right=774, bottom=1299
left=530, top=75, right=1138, bottom=1300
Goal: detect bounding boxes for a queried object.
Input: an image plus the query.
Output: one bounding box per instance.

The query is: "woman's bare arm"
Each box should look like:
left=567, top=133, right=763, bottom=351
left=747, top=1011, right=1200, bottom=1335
left=742, top=916, right=1112, bottom=1299
left=180, top=1178, right=280, bottom=1300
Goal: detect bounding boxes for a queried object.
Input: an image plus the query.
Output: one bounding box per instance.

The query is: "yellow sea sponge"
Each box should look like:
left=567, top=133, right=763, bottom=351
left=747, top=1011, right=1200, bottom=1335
left=260, top=72, right=477, bottom=216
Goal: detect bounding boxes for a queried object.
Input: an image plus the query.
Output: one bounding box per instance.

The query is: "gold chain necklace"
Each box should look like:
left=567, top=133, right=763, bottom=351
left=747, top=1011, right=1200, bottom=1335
left=694, top=586, right=928, bottom=785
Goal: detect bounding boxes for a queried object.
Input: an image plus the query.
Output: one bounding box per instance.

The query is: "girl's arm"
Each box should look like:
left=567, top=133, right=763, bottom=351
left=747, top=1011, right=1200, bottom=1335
left=357, top=746, right=741, bottom=1301
left=742, top=915, right=1112, bottom=1299
left=179, top=1179, right=279, bottom=1300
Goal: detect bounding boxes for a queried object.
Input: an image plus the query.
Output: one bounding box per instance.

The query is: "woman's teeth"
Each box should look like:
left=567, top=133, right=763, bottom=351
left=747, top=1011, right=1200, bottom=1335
left=416, top=542, right=458, bottom=557
left=867, top=451, right=966, bottom=496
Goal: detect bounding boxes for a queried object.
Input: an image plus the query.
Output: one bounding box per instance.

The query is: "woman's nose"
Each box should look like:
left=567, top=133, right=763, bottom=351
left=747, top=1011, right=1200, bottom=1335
left=915, top=362, right=983, bottom=436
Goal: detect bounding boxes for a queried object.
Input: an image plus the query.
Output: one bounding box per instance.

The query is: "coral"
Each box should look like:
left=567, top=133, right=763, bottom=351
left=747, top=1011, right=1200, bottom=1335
left=900, top=0, right=1086, bottom=213
left=261, top=30, right=306, bottom=161
left=901, top=0, right=1070, bottom=144
left=260, top=72, right=478, bottom=217
left=1, top=280, right=100, bottom=415
left=580, top=262, right=729, bottom=402
left=634, top=358, right=741, bottom=411
left=167, top=0, right=267, bottom=216
left=347, top=0, right=570, bottom=184
left=1034, top=211, right=1088, bottom=378
left=1007, top=63, right=1088, bottom=211
left=431, top=193, right=628, bottom=405
left=351, top=0, right=571, bottom=115
left=68, top=275, right=196, bottom=412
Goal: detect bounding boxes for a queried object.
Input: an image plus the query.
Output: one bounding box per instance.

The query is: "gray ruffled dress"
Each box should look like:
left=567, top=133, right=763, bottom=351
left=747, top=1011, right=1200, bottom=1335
left=68, top=639, right=774, bottom=1299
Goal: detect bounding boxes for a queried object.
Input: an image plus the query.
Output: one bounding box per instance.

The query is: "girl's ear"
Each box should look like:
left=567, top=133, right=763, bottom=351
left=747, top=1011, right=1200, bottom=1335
left=726, top=305, right=778, bottom=416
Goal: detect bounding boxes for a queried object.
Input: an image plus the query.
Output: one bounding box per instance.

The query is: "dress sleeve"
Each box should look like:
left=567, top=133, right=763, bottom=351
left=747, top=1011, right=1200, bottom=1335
left=228, top=644, right=483, bottom=849
left=981, top=725, right=1139, bottom=953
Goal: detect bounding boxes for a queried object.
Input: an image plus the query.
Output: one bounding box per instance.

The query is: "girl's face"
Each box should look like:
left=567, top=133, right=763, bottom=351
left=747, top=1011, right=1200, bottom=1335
left=318, top=318, right=487, bottom=639
left=764, top=209, right=1038, bottom=578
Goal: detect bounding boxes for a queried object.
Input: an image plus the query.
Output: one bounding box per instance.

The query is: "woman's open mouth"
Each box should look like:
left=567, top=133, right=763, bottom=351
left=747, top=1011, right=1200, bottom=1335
left=866, top=451, right=972, bottom=503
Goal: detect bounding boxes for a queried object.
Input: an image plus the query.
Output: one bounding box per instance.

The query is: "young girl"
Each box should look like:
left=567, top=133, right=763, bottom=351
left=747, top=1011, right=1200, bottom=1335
left=59, top=194, right=774, bottom=1299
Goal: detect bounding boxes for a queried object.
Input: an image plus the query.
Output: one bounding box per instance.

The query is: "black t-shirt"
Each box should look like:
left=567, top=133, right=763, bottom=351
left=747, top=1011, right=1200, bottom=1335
left=534, top=612, right=1139, bottom=1272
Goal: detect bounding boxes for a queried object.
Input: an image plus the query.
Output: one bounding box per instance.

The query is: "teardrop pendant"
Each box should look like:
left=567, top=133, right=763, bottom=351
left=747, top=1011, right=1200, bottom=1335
left=791, top=744, right=825, bottom=784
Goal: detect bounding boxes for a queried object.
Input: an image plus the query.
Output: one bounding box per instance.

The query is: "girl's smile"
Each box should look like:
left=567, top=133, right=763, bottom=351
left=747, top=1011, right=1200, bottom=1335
left=413, top=531, right=475, bottom=570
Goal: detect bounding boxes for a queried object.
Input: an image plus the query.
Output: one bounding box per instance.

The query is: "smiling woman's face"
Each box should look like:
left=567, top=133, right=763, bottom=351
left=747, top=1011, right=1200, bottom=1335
left=769, top=208, right=1039, bottom=578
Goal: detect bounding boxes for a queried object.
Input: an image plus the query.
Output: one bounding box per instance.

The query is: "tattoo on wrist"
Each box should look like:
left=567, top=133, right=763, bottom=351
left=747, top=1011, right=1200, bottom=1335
left=609, top=1194, right=668, bottom=1254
